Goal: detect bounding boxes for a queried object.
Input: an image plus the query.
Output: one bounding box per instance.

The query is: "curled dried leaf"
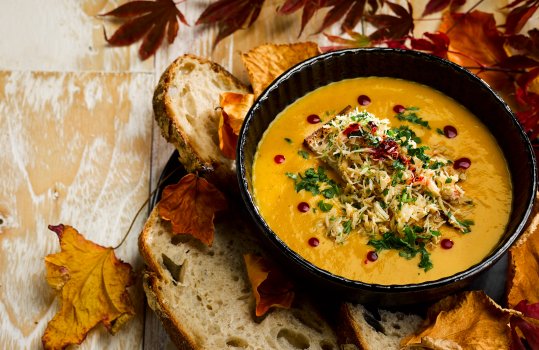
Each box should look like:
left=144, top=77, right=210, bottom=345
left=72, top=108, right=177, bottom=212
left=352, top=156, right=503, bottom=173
left=241, top=42, right=320, bottom=97
left=218, top=92, right=254, bottom=159
left=402, top=291, right=512, bottom=349
left=243, top=254, right=295, bottom=317
left=42, top=225, right=135, bottom=350
left=158, top=173, right=227, bottom=246
left=507, top=194, right=539, bottom=308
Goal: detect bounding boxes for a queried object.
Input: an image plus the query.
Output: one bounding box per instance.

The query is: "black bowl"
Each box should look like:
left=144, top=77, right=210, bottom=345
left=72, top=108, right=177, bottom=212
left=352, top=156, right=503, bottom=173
left=237, top=48, right=537, bottom=305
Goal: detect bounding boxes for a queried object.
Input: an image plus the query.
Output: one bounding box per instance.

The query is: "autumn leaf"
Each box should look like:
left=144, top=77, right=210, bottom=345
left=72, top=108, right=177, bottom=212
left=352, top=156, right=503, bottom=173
left=515, top=68, right=539, bottom=140
left=278, top=0, right=327, bottom=36
left=507, top=193, right=539, bottom=308
left=243, top=254, right=295, bottom=317
left=218, top=92, right=254, bottom=159
left=511, top=300, right=539, bottom=349
left=158, top=173, right=227, bottom=246
left=101, top=0, right=187, bottom=60
left=410, top=31, right=450, bottom=58
left=422, top=0, right=466, bottom=17
left=367, top=1, right=414, bottom=41
left=241, top=42, right=321, bottom=97
left=42, top=225, right=135, bottom=350
left=438, top=11, right=512, bottom=92
left=196, top=0, right=265, bottom=48
left=504, top=0, right=539, bottom=35
left=402, top=291, right=512, bottom=349
left=322, top=29, right=371, bottom=52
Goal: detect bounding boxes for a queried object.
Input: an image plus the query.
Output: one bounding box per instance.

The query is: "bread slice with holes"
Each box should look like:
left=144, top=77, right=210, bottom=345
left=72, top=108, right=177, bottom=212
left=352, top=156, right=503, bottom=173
left=139, top=206, right=344, bottom=350
left=153, top=54, right=249, bottom=190
left=339, top=303, right=423, bottom=350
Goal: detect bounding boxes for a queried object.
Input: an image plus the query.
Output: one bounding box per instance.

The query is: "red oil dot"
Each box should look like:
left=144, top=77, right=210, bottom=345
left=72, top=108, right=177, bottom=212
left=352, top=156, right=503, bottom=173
left=358, top=95, right=371, bottom=106
left=393, top=104, right=405, bottom=113
left=297, top=202, right=310, bottom=213
left=443, top=125, right=458, bottom=138
left=453, top=157, right=471, bottom=170
left=308, top=237, right=320, bottom=247
left=367, top=251, right=378, bottom=262
left=274, top=154, right=285, bottom=164
left=307, top=114, right=321, bottom=124
left=441, top=238, right=454, bottom=249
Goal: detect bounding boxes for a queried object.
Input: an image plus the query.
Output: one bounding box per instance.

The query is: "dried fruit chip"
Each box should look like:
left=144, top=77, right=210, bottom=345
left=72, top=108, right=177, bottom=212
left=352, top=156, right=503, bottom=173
left=158, top=173, right=227, bottom=246
left=402, top=291, right=512, bottom=349
left=507, top=194, right=539, bottom=308
left=218, top=92, right=254, bottom=159
left=42, top=224, right=135, bottom=350
left=243, top=254, right=295, bottom=317
left=241, top=42, right=320, bottom=97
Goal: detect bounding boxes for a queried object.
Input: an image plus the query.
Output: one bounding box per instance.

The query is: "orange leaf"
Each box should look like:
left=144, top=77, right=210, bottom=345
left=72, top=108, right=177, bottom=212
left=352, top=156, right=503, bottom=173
left=42, top=225, right=135, bottom=350
left=218, top=92, right=254, bottom=159
left=438, top=11, right=512, bottom=92
left=507, top=194, right=539, bottom=308
left=402, top=291, right=512, bottom=349
left=158, top=173, right=227, bottom=246
left=243, top=254, right=295, bottom=317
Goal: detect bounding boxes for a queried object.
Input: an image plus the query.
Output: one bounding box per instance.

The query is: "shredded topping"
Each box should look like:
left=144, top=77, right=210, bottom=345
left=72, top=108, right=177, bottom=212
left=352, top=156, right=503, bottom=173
left=290, top=108, right=474, bottom=270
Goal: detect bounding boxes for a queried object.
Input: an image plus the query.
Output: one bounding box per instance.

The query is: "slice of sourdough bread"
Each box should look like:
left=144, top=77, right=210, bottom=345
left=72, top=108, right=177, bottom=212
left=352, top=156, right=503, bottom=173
left=153, top=54, right=249, bottom=190
left=139, top=207, right=342, bottom=350
left=340, top=303, right=423, bottom=350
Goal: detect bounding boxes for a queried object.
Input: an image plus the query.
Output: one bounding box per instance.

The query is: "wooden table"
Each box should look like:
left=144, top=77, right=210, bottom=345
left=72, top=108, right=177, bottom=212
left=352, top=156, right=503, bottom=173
left=0, top=0, right=529, bottom=348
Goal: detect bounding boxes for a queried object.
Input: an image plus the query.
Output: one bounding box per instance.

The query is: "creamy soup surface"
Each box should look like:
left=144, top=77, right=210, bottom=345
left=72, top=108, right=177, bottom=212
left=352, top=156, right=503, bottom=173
left=252, top=77, right=512, bottom=285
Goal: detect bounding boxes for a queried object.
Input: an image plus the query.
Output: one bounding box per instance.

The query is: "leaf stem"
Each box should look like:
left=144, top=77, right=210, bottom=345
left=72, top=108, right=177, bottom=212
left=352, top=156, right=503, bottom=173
left=113, top=165, right=182, bottom=250
left=464, top=66, right=528, bottom=74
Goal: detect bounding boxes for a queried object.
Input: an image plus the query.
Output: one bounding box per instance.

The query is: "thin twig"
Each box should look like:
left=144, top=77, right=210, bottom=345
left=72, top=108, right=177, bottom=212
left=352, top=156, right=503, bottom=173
left=464, top=66, right=528, bottom=74
left=113, top=165, right=182, bottom=250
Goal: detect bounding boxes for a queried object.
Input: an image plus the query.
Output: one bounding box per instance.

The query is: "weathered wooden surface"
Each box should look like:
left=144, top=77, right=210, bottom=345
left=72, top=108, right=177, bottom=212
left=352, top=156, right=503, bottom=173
left=0, top=0, right=528, bottom=349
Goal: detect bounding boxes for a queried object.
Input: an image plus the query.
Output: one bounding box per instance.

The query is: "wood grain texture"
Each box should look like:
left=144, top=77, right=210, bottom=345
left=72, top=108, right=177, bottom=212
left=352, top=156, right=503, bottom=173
left=0, top=71, right=153, bottom=349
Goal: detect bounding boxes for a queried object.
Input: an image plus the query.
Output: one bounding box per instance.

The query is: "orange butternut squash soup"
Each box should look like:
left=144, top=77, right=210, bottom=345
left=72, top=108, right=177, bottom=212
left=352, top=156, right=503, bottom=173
left=252, top=77, right=512, bottom=285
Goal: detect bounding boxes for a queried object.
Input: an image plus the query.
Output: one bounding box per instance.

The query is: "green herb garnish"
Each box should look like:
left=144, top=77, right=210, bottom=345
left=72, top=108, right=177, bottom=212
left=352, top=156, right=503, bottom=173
left=298, top=150, right=310, bottom=159
left=395, top=107, right=431, bottom=129
left=318, top=201, right=333, bottom=212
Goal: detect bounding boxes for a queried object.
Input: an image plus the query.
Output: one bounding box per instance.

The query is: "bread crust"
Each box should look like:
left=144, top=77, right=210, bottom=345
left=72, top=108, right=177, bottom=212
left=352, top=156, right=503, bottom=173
left=152, top=54, right=249, bottom=191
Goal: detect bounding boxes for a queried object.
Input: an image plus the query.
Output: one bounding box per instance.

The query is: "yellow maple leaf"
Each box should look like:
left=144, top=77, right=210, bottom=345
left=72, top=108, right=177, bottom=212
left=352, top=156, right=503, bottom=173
left=402, top=291, right=512, bottom=350
left=42, top=224, right=135, bottom=350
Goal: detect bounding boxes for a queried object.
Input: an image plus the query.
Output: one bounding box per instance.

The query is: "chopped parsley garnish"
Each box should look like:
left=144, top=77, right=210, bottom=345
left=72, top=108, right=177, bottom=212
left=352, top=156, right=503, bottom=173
left=284, top=137, right=293, bottom=144
left=436, top=128, right=444, bottom=135
left=368, top=226, right=435, bottom=271
left=287, top=167, right=340, bottom=198
left=318, top=201, right=333, bottom=212
left=395, top=107, right=431, bottom=129
left=298, top=150, right=310, bottom=159
left=445, top=177, right=452, bottom=184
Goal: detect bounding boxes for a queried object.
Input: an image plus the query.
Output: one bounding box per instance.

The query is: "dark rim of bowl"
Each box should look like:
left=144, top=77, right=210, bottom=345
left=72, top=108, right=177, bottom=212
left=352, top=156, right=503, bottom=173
left=237, top=47, right=537, bottom=292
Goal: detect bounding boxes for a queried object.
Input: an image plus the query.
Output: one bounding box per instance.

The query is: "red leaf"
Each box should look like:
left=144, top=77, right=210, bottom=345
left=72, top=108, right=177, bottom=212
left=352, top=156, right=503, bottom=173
left=504, top=1, right=539, bottom=34
left=422, top=0, right=466, bottom=16
left=410, top=31, right=449, bottom=58
left=508, top=29, right=539, bottom=59
left=102, top=0, right=188, bottom=60
left=511, top=301, right=539, bottom=349
left=367, top=1, right=414, bottom=41
left=196, top=0, right=265, bottom=48
left=498, top=55, right=539, bottom=69
left=342, top=0, right=368, bottom=30
left=318, top=0, right=355, bottom=33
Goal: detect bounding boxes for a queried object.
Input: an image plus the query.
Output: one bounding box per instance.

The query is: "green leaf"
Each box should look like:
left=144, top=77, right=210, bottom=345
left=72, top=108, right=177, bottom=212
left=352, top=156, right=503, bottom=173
left=318, top=201, right=333, bottom=212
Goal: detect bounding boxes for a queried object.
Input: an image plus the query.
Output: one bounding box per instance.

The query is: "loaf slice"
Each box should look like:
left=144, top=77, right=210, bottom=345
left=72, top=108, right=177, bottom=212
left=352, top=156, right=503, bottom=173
left=139, top=207, right=342, bottom=350
left=153, top=55, right=249, bottom=190
left=340, top=303, right=423, bottom=350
